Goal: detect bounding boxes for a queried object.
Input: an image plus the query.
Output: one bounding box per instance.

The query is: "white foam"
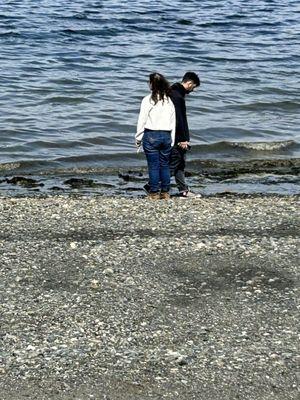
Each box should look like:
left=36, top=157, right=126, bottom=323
left=231, top=140, right=295, bottom=151
left=0, top=162, right=21, bottom=171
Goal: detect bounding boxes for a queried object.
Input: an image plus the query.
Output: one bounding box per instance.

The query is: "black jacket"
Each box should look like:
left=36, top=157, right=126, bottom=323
left=170, top=83, right=189, bottom=143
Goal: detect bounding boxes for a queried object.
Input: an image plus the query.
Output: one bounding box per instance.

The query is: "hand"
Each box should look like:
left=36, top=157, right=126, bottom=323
left=178, top=141, right=189, bottom=150
left=135, top=140, right=142, bottom=147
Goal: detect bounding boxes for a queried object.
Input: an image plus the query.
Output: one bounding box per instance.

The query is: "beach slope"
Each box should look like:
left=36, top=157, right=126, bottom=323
left=0, top=196, right=299, bottom=400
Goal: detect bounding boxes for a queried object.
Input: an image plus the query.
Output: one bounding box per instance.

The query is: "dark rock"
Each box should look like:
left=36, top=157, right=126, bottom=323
left=64, top=178, right=96, bottom=187
left=177, top=356, right=190, bottom=366
left=119, top=171, right=144, bottom=182
left=6, top=177, right=42, bottom=187
left=127, top=170, right=143, bottom=176
left=118, top=173, right=130, bottom=182
left=189, top=158, right=300, bottom=179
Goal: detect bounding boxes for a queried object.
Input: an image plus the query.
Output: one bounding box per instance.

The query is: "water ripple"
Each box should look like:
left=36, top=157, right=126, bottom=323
left=0, top=0, right=299, bottom=173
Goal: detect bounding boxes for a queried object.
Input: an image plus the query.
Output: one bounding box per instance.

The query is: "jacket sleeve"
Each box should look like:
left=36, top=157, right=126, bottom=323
left=136, top=96, right=151, bottom=143
left=176, top=96, right=190, bottom=142
left=170, top=102, right=176, bottom=147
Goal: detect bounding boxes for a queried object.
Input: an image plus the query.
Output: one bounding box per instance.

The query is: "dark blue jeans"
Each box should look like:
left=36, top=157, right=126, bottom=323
left=142, top=129, right=172, bottom=193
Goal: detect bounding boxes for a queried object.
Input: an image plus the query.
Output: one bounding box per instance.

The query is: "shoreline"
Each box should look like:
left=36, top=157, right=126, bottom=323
left=1, top=157, right=300, bottom=175
left=0, top=158, right=299, bottom=198
left=0, top=196, right=299, bottom=399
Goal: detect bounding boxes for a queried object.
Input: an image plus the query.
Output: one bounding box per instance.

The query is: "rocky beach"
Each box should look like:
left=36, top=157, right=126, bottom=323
left=1, top=0, right=299, bottom=398
left=0, top=195, right=299, bottom=399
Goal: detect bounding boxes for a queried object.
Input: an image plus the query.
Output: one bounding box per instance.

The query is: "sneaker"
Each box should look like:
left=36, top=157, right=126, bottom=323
left=148, top=192, right=160, bottom=200
left=179, top=191, right=202, bottom=198
left=143, top=183, right=151, bottom=194
left=160, top=192, right=170, bottom=200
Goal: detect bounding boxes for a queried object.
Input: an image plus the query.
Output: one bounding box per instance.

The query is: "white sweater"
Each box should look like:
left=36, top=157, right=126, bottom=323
left=136, top=94, right=176, bottom=146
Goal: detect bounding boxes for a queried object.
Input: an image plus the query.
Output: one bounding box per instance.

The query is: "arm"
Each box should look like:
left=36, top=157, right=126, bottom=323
left=173, top=96, right=190, bottom=145
left=135, top=95, right=151, bottom=145
left=170, top=102, right=176, bottom=147
left=177, top=97, right=189, bottom=142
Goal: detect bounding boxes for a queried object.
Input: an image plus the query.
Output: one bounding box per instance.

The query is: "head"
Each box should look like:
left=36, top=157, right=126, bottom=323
left=181, top=71, right=200, bottom=94
left=149, top=72, right=170, bottom=104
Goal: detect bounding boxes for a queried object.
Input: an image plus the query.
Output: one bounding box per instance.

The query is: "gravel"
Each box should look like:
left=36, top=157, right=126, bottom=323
left=0, top=195, right=299, bottom=399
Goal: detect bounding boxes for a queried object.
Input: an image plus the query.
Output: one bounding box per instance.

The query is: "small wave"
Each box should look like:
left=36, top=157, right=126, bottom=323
left=0, top=15, right=22, bottom=20
left=28, top=140, right=93, bottom=149
left=230, top=140, right=296, bottom=151
left=177, top=19, right=193, bottom=25
left=231, top=101, right=300, bottom=112
left=40, top=96, right=93, bottom=105
left=61, top=28, right=120, bottom=37
left=54, top=152, right=138, bottom=163
left=0, top=31, right=20, bottom=37
left=199, top=21, right=233, bottom=28
left=74, top=13, right=88, bottom=20
left=226, top=14, right=248, bottom=20
left=189, top=140, right=299, bottom=155
left=48, top=78, right=84, bottom=86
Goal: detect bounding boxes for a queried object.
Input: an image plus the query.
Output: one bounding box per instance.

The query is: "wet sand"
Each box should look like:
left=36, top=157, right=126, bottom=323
left=0, top=195, right=299, bottom=399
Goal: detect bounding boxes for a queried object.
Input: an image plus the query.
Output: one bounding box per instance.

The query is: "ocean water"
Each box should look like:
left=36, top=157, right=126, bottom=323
left=0, top=0, right=299, bottom=195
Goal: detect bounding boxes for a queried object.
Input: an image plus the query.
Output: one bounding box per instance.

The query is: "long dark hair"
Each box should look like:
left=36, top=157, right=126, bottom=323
left=149, top=72, right=170, bottom=104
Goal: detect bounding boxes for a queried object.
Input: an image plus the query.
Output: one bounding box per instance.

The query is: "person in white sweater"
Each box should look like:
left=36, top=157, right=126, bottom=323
left=136, top=73, right=175, bottom=200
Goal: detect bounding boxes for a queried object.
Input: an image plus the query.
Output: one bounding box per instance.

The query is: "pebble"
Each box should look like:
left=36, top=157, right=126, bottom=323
left=90, top=279, right=99, bottom=289
left=103, top=268, right=114, bottom=276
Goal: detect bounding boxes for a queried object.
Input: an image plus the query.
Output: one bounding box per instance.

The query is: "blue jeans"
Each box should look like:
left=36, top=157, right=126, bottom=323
left=142, top=129, right=172, bottom=193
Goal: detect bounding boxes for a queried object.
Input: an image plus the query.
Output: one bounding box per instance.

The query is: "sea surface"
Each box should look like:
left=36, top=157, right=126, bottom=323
left=0, top=0, right=299, bottom=195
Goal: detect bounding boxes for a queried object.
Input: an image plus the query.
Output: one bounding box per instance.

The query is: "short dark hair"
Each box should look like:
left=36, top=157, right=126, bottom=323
left=182, top=72, right=200, bottom=87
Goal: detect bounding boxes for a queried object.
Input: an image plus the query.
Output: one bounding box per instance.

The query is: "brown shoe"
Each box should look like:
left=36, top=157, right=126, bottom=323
left=148, top=192, right=160, bottom=200
left=160, top=192, right=170, bottom=200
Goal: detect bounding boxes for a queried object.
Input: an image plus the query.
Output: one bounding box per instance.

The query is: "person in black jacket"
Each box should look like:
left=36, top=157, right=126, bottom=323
left=169, top=71, right=200, bottom=197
